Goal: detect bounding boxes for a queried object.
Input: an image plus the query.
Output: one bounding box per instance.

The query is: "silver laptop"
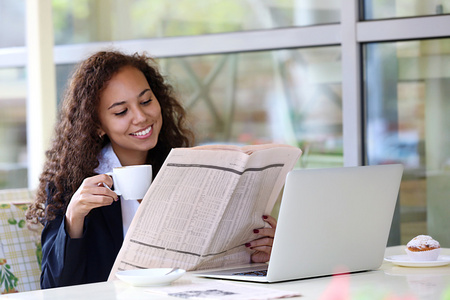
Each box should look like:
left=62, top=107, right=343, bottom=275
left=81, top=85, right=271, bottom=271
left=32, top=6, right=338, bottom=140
left=194, top=164, right=403, bottom=283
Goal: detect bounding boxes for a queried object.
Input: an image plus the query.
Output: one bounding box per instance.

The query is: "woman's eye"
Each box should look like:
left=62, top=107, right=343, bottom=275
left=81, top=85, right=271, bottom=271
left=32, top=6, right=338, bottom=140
left=114, top=109, right=127, bottom=116
left=142, top=99, right=152, bottom=105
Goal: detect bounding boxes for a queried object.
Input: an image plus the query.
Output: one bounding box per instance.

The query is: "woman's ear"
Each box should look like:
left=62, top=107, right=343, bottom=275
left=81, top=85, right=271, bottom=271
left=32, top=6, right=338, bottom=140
left=97, top=128, right=106, bottom=139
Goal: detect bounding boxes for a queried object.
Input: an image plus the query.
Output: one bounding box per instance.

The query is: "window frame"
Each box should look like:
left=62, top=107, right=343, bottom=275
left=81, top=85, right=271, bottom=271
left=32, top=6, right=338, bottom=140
left=0, top=0, right=449, bottom=183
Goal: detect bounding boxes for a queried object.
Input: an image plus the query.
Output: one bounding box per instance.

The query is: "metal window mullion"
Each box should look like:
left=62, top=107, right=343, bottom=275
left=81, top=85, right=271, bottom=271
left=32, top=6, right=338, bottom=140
left=341, top=0, right=363, bottom=167
left=357, top=15, right=450, bottom=43
left=1, top=25, right=342, bottom=68
left=52, top=25, right=341, bottom=64
left=0, top=47, right=27, bottom=68
left=25, top=0, right=57, bottom=189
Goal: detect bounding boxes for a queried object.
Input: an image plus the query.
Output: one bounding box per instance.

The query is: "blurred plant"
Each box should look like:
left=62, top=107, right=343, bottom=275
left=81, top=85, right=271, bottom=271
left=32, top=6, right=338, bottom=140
left=0, top=259, right=18, bottom=294
left=442, top=285, right=450, bottom=300
left=35, top=242, right=42, bottom=271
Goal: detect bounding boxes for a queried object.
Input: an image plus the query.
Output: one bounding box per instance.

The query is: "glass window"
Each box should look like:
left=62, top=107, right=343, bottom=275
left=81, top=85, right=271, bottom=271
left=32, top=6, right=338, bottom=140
left=0, top=68, right=27, bottom=189
left=159, top=47, right=343, bottom=169
left=0, top=0, right=26, bottom=48
left=52, top=0, right=341, bottom=45
left=364, top=38, right=450, bottom=247
left=364, top=0, right=450, bottom=20
left=55, top=47, right=343, bottom=169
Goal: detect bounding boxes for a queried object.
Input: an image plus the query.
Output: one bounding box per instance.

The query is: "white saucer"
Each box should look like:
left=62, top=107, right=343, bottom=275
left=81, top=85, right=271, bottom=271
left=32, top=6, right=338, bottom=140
left=115, top=268, right=186, bottom=286
left=384, top=255, right=450, bottom=267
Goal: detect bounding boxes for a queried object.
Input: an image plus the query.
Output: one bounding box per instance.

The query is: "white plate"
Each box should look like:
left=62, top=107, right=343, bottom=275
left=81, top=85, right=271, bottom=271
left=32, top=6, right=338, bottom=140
left=115, top=268, right=186, bottom=286
left=384, top=255, right=450, bottom=267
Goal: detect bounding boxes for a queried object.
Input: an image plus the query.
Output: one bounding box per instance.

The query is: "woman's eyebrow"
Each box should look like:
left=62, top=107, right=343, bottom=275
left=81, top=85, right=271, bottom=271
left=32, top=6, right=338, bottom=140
left=139, top=88, right=151, bottom=97
left=108, top=101, right=126, bottom=110
left=107, top=89, right=152, bottom=110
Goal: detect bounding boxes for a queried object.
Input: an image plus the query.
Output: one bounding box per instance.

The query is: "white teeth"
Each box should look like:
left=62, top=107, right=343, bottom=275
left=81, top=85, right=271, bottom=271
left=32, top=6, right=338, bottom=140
left=131, top=126, right=152, bottom=136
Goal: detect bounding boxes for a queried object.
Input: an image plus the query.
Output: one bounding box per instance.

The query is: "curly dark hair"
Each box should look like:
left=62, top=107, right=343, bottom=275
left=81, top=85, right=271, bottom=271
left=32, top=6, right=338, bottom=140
left=26, top=50, right=194, bottom=224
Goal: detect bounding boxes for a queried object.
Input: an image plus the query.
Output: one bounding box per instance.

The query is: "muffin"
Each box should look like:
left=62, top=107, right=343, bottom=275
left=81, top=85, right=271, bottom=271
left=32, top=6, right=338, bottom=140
left=405, top=235, right=441, bottom=261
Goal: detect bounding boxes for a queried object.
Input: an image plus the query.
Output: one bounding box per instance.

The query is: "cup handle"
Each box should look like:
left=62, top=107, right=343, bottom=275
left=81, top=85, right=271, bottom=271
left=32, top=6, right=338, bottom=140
left=105, top=172, right=121, bottom=196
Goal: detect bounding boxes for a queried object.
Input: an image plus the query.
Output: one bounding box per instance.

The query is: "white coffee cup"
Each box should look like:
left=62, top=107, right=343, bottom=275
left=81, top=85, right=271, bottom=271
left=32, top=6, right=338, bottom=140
left=107, top=165, right=152, bottom=200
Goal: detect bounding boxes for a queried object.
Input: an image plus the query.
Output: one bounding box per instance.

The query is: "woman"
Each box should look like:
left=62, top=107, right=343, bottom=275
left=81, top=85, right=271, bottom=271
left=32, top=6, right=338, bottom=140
left=26, top=50, right=277, bottom=288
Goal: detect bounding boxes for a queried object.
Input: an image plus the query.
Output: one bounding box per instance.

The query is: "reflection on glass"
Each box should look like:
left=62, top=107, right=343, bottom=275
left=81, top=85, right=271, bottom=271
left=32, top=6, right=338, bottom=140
left=364, top=0, right=450, bottom=19
left=52, top=0, right=341, bottom=45
left=159, top=47, right=343, bottom=169
left=0, top=0, right=26, bottom=48
left=0, top=68, right=27, bottom=189
left=364, top=38, right=450, bottom=246
left=55, top=48, right=343, bottom=169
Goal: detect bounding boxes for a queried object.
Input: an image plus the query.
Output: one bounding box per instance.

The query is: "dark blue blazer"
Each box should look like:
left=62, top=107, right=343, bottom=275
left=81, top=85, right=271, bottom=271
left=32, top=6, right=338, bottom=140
left=40, top=195, right=123, bottom=289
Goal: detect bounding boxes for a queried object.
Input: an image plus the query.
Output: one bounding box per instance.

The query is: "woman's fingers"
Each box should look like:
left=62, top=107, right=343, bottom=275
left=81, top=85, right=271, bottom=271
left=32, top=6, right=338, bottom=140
left=248, top=215, right=278, bottom=263
left=93, top=184, right=118, bottom=201
left=69, top=175, right=118, bottom=214
left=65, top=174, right=118, bottom=239
left=249, top=239, right=273, bottom=263
left=249, top=215, right=278, bottom=247
left=77, top=191, right=115, bottom=207
left=251, top=251, right=271, bottom=263
left=252, top=215, right=277, bottom=237
left=93, top=174, right=117, bottom=199
left=253, top=227, right=275, bottom=238
left=262, top=215, right=277, bottom=229
left=81, top=174, right=118, bottom=201
left=246, top=236, right=274, bottom=249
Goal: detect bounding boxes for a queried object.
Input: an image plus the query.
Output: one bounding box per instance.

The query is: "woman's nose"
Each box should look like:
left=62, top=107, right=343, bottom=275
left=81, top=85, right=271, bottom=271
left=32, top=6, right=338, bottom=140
left=132, top=107, right=147, bottom=123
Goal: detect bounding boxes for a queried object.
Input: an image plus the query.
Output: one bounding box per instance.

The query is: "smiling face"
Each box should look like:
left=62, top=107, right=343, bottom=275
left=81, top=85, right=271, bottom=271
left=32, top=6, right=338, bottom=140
left=97, top=66, right=163, bottom=166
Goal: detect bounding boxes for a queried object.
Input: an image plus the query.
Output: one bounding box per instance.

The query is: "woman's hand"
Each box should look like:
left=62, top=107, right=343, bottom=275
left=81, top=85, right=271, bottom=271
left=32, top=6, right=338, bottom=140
left=65, top=174, right=117, bottom=238
left=247, top=215, right=277, bottom=263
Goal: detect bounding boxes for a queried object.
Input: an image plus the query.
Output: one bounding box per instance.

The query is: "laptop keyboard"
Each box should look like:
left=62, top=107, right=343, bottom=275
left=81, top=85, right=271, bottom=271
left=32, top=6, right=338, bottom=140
left=232, top=270, right=268, bottom=277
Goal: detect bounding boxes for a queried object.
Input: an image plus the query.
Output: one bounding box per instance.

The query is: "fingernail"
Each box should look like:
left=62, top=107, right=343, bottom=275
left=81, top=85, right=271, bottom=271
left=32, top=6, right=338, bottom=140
left=262, top=215, right=268, bottom=219
left=253, top=229, right=259, bottom=234
left=245, top=243, right=251, bottom=247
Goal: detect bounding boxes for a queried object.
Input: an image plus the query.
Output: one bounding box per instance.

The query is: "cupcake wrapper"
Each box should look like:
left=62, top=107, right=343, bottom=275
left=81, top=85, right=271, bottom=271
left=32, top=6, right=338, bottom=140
left=405, top=248, right=441, bottom=261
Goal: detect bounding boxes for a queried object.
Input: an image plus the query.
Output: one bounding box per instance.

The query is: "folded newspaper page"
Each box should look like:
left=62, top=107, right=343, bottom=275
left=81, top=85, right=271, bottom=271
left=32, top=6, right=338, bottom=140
left=109, top=144, right=302, bottom=280
left=146, top=280, right=302, bottom=299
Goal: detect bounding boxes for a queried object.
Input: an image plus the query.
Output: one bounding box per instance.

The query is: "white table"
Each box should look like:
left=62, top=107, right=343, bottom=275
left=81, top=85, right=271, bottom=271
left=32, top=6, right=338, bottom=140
left=2, top=246, right=450, bottom=299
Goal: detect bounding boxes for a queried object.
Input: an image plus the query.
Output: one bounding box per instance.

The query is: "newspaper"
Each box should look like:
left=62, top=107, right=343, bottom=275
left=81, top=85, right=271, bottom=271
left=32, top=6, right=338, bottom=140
left=146, top=281, right=301, bottom=299
left=109, top=144, right=302, bottom=280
